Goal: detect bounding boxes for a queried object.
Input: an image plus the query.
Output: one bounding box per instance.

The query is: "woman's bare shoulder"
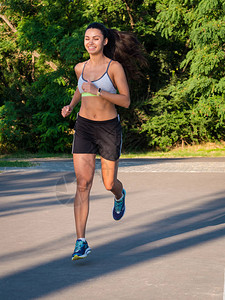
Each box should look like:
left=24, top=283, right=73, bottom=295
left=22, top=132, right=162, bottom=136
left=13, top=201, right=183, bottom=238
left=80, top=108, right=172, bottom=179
left=74, top=61, right=87, bottom=77
left=109, top=60, right=126, bottom=77
left=110, top=60, right=123, bottom=69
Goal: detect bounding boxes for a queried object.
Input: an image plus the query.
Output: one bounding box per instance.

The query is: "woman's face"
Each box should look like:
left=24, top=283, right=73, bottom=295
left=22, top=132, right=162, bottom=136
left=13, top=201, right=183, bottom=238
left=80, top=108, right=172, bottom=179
left=84, top=28, right=108, bottom=55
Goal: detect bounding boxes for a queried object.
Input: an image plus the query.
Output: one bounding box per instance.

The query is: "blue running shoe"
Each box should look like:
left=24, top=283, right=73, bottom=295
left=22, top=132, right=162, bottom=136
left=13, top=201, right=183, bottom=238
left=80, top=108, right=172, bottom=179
left=113, top=189, right=126, bottom=221
left=72, top=239, right=91, bottom=261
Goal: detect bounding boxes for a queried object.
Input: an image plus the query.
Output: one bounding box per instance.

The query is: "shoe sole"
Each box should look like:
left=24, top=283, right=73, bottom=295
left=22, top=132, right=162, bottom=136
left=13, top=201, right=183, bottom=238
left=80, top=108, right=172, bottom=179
left=72, top=248, right=91, bottom=261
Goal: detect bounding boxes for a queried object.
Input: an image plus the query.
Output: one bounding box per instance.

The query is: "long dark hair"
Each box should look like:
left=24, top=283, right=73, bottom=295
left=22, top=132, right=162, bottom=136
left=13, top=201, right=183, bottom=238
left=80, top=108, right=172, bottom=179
left=85, top=22, right=148, bottom=81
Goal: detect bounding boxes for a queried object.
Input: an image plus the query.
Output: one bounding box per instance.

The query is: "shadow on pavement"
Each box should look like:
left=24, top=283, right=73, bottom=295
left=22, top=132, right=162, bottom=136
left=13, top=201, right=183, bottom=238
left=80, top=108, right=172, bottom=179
left=0, top=171, right=108, bottom=217
left=0, top=188, right=224, bottom=299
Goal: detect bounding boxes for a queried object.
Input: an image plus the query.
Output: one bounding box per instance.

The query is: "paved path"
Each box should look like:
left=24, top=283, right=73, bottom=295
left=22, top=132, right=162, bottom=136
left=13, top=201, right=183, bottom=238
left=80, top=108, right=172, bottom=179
left=0, top=158, right=225, bottom=300
left=2, top=157, right=225, bottom=173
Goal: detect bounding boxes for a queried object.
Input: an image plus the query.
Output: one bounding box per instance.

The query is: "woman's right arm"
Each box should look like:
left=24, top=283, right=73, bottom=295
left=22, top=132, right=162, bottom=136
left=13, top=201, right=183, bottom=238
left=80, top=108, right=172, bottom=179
left=61, top=63, right=82, bottom=118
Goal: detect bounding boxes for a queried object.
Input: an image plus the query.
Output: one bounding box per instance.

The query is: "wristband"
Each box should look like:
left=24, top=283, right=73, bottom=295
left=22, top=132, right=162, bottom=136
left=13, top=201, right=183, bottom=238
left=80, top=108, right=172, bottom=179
left=97, top=88, right=102, bottom=96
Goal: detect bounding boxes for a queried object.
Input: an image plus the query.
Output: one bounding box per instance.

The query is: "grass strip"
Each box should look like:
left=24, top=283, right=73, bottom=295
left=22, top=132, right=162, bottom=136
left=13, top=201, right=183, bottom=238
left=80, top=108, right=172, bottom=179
left=0, top=161, right=37, bottom=168
left=0, top=142, right=225, bottom=160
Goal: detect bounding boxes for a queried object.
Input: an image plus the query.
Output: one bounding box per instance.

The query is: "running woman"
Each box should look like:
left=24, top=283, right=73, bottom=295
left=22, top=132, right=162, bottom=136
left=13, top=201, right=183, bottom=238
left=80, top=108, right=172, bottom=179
left=61, top=22, right=147, bottom=260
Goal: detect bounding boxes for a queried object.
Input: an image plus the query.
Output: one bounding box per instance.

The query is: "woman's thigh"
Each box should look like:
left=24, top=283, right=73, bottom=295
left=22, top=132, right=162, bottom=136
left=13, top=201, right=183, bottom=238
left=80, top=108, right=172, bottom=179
left=73, top=153, right=96, bottom=190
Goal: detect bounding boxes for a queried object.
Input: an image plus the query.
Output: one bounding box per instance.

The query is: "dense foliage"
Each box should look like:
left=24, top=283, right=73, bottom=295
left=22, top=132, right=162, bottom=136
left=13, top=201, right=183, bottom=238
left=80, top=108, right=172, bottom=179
left=0, top=0, right=224, bottom=153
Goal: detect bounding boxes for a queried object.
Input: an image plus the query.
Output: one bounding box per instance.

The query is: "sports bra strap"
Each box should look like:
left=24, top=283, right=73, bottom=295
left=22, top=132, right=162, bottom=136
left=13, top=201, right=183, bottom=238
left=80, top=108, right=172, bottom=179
left=82, top=59, right=112, bottom=76
left=81, top=61, right=88, bottom=76
left=106, top=59, right=112, bottom=73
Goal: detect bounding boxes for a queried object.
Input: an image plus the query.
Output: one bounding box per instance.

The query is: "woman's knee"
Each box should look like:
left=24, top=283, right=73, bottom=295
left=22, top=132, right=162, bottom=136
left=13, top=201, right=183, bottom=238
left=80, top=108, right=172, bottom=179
left=76, top=177, right=92, bottom=193
left=103, top=180, right=115, bottom=191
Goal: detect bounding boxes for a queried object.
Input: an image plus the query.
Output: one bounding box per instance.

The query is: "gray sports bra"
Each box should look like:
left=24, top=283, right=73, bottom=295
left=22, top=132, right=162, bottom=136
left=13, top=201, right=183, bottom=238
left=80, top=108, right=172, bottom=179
left=77, top=60, right=117, bottom=97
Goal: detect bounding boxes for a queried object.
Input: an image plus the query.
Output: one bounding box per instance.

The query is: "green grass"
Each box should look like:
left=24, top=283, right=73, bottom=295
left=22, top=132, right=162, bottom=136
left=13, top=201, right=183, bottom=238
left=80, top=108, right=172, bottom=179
left=0, top=152, right=71, bottom=160
left=0, top=160, right=37, bottom=168
left=0, top=142, right=225, bottom=163
left=121, top=142, right=225, bottom=158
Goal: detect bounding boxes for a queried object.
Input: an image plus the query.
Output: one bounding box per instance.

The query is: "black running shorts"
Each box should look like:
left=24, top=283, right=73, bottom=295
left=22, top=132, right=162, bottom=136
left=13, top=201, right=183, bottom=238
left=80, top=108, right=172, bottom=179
left=72, top=114, right=122, bottom=161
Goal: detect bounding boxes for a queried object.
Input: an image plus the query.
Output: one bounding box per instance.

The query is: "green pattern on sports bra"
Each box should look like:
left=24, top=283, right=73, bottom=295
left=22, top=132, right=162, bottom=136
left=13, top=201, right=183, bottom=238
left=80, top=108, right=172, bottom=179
left=82, top=92, right=96, bottom=97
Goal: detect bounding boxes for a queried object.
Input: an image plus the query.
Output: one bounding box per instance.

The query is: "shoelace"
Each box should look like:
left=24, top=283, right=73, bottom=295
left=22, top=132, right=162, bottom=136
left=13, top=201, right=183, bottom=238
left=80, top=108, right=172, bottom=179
left=74, top=240, right=84, bottom=252
left=115, top=197, right=124, bottom=212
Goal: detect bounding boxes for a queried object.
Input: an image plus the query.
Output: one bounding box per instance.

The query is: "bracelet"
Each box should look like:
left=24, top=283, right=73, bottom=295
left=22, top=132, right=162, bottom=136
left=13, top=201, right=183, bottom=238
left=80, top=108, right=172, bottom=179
left=97, top=88, right=102, bottom=96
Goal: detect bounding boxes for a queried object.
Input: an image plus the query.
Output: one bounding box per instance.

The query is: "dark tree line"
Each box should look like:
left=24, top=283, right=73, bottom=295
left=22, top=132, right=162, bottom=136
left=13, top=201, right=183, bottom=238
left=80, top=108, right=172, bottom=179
left=0, top=0, right=224, bottom=153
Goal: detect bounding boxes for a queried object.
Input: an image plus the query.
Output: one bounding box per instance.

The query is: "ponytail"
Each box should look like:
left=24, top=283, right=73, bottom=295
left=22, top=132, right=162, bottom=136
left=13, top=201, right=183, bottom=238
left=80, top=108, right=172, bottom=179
left=85, top=23, right=148, bottom=81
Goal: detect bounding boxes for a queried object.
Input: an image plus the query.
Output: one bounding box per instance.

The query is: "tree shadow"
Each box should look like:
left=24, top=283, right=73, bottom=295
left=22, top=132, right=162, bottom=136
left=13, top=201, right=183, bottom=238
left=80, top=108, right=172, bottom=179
left=0, top=191, right=224, bottom=299
left=0, top=170, right=112, bottom=217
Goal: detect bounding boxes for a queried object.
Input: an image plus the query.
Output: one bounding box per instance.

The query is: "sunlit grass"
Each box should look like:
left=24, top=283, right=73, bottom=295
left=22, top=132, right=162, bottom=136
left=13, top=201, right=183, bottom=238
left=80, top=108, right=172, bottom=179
left=121, top=142, right=225, bottom=158
left=0, top=142, right=225, bottom=167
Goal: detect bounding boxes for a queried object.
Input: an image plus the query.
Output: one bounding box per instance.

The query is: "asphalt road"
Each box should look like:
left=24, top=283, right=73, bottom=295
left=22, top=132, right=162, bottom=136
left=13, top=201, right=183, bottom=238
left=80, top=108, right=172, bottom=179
left=0, top=158, right=225, bottom=300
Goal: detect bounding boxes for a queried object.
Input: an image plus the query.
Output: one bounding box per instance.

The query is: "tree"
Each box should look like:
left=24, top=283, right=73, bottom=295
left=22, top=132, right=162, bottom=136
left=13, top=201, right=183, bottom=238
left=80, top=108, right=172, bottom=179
left=0, top=0, right=153, bottom=153
left=142, top=0, right=225, bottom=149
left=0, top=0, right=87, bottom=152
left=1, top=0, right=224, bottom=153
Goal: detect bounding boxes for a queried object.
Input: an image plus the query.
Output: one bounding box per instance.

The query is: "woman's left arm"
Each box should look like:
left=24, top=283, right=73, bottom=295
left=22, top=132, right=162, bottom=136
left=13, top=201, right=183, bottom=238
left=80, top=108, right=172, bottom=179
left=82, top=62, right=130, bottom=108
left=100, top=62, right=130, bottom=108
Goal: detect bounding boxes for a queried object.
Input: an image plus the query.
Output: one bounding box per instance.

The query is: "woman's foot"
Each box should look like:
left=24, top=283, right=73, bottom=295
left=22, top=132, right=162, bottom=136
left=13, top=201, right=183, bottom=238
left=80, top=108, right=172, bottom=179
left=113, top=189, right=126, bottom=221
left=72, top=239, right=91, bottom=260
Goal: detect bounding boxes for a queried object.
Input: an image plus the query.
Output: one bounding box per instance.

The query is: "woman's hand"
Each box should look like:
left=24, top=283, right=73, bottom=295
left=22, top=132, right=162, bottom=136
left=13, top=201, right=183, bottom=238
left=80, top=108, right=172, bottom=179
left=82, top=80, right=98, bottom=95
left=61, top=105, right=73, bottom=118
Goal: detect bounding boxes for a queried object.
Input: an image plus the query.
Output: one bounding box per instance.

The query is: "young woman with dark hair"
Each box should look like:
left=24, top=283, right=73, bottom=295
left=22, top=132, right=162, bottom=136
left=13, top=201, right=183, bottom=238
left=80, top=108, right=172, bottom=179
left=61, top=22, right=147, bottom=260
